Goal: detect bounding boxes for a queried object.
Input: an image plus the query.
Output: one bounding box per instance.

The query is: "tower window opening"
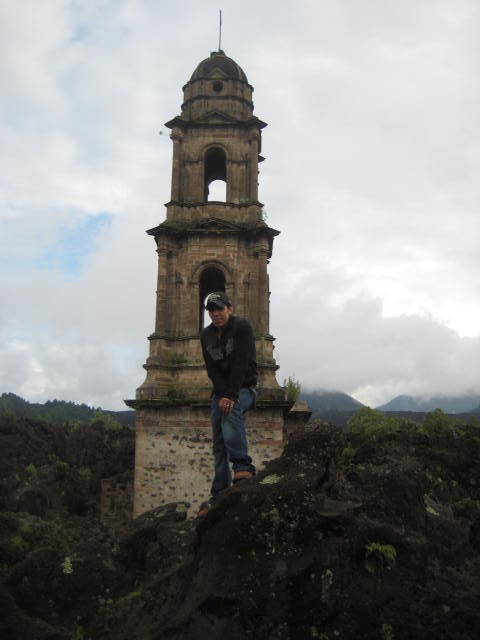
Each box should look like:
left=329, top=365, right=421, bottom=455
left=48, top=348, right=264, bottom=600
left=205, top=147, right=227, bottom=202
left=208, top=180, right=226, bottom=201
left=199, top=266, right=226, bottom=331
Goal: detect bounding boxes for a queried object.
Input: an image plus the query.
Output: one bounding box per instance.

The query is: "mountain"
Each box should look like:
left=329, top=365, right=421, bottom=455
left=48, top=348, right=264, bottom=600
left=300, top=390, right=365, bottom=412
left=0, top=392, right=136, bottom=426
left=377, top=393, right=480, bottom=414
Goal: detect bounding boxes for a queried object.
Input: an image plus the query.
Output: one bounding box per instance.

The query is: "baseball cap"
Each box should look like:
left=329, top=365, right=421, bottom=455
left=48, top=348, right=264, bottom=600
left=205, top=291, right=232, bottom=310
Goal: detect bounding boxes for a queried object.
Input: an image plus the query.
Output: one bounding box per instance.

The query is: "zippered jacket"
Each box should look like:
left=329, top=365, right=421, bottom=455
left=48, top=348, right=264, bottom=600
left=200, top=315, right=258, bottom=401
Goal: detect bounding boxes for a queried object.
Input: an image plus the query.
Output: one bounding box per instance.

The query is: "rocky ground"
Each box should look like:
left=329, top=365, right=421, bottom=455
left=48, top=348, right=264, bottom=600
left=1, top=411, right=480, bottom=639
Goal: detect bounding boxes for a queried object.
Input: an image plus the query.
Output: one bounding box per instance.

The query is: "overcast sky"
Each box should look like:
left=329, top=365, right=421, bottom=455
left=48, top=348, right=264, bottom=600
left=1, top=0, right=479, bottom=410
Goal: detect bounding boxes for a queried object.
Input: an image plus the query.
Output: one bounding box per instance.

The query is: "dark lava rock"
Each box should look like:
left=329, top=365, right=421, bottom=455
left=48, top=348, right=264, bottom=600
left=0, top=415, right=134, bottom=516
left=89, top=423, right=479, bottom=640
left=2, top=417, right=480, bottom=639
left=0, top=414, right=135, bottom=639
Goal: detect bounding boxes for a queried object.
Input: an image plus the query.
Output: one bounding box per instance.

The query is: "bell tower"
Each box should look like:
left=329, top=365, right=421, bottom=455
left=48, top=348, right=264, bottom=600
left=127, top=51, right=306, bottom=517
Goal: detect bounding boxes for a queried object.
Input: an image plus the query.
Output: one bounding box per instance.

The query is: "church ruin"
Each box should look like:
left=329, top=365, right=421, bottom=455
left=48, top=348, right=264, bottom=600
left=126, top=50, right=309, bottom=517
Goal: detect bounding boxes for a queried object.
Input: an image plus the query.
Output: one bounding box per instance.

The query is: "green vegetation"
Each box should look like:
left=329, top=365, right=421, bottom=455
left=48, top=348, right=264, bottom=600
left=166, top=383, right=185, bottom=402
left=72, top=624, right=85, bottom=640
left=347, top=407, right=400, bottom=438
left=48, top=454, right=69, bottom=477
left=422, top=408, right=458, bottom=435
left=64, top=466, right=93, bottom=514
left=365, top=542, right=397, bottom=573
left=10, top=521, right=35, bottom=555
left=90, top=410, right=123, bottom=431
left=26, top=463, right=37, bottom=476
left=381, top=623, right=394, bottom=640
left=0, top=392, right=135, bottom=427
left=338, top=446, right=355, bottom=466
left=284, top=376, right=301, bottom=402
left=47, top=454, right=94, bottom=514
left=347, top=406, right=462, bottom=440
left=342, top=407, right=471, bottom=471
left=365, top=542, right=397, bottom=563
left=62, top=556, right=74, bottom=575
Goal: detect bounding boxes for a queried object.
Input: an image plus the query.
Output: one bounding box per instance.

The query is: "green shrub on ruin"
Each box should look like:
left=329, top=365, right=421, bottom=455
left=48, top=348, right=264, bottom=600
left=284, top=376, right=301, bottom=402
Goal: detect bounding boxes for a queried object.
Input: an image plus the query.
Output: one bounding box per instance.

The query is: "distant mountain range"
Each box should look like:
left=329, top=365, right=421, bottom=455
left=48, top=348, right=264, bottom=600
left=301, top=389, right=480, bottom=415
left=300, top=390, right=364, bottom=412
left=376, top=394, right=480, bottom=414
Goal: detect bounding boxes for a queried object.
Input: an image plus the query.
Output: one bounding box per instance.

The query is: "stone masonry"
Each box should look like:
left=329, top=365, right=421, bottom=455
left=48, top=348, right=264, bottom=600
left=133, top=406, right=286, bottom=517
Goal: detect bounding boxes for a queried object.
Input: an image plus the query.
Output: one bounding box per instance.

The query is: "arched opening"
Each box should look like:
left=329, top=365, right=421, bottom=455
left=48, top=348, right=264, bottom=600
left=204, top=147, right=227, bottom=202
left=208, top=179, right=226, bottom=201
left=199, top=266, right=226, bottom=331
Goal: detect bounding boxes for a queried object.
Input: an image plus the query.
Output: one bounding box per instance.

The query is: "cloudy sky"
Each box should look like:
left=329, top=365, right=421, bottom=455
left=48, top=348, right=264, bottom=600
left=1, top=0, right=479, bottom=410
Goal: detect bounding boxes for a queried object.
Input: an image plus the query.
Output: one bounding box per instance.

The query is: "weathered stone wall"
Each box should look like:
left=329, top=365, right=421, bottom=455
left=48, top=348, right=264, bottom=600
left=284, top=400, right=312, bottom=438
left=100, top=475, right=134, bottom=527
left=133, top=404, right=286, bottom=518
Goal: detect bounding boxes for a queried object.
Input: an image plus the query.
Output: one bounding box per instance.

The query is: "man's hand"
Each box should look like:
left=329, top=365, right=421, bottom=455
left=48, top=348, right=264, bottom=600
left=219, top=396, right=235, bottom=416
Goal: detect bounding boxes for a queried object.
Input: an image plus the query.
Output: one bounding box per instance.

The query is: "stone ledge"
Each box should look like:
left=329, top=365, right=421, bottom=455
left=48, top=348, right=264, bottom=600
left=125, top=398, right=294, bottom=411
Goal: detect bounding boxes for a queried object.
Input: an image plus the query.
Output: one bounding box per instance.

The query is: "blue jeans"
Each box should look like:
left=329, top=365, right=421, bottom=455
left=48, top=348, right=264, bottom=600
left=210, top=387, right=256, bottom=500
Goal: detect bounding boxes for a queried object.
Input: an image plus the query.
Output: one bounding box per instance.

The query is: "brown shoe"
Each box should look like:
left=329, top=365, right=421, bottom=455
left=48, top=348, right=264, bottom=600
left=198, top=501, right=212, bottom=518
left=233, top=470, right=253, bottom=483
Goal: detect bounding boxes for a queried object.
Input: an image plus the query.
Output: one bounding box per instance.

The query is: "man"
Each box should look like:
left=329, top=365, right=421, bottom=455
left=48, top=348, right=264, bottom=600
left=199, top=291, right=257, bottom=515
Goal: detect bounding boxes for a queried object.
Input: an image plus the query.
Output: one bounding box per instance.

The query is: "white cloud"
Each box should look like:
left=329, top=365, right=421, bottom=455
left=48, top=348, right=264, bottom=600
left=272, top=289, right=480, bottom=406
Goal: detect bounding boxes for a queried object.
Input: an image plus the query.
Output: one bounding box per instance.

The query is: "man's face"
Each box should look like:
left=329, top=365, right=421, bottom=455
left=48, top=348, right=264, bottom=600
left=208, top=305, right=233, bottom=329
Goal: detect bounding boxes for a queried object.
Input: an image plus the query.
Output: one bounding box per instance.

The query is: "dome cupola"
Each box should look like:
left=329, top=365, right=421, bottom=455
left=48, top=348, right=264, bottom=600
left=189, top=50, right=248, bottom=83
left=180, top=50, right=254, bottom=121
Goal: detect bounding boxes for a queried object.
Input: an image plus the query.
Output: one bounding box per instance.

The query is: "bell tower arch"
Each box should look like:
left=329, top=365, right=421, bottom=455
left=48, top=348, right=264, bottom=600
left=198, top=264, right=226, bottom=329
left=204, top=146, right=227, bottom=201
left=127, top=50, right=305, bottom=517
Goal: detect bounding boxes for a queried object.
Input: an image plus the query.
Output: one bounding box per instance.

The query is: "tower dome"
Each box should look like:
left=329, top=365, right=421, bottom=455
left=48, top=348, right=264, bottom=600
left=190, top=50, right=248, bottom=83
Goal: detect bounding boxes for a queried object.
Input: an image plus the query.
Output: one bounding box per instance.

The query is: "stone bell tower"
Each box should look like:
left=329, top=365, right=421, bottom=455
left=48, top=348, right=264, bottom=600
left=127, top=51, right=305, bottom=517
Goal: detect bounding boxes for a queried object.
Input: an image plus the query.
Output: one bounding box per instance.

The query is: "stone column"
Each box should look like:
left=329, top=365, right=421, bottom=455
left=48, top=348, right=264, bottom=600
left=170, top=131, right=183, bottom=202
left=165, top=251, right=176, bottom=335
left=175, top=270, right=184, bottom=333
left=190, top=281, right=199, bottom=334
left=226, top=157, right=232, bottom=203
left=249, top=132, right=259, bottom=202
left=257, top=247, right=270, bottom=333
left=155, top=241, right=168, bottom=333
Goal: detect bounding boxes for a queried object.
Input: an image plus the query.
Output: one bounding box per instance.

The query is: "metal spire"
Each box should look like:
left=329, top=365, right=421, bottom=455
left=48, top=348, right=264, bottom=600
left=218, top=10, right=222, bottom=51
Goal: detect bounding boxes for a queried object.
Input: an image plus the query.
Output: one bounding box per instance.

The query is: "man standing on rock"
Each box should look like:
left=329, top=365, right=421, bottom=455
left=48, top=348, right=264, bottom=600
left=199, top=291, right=257, bottom=516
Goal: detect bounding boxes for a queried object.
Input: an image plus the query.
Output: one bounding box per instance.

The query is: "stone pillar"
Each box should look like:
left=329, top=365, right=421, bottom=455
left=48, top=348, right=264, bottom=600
left=155, top=243, right=168, bottom=333
left=170, top=130, right=183, bottom=202
left=249, top=132, right=259, bottom=202
left=257, top=247, right=270, bottom=333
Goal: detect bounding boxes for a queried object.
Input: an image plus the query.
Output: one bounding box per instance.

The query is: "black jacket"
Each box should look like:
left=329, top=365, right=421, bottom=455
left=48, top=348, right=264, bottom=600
left=200, top=315, right=257, bottom=400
